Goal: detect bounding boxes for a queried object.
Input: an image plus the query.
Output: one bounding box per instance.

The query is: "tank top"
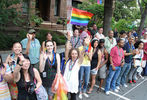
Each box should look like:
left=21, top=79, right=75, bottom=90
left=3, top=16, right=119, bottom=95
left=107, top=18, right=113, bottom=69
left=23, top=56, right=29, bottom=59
left=91, top=48, right=99, bottom=70
left=41, top=53, right=57, bottom=88
left=16, top=72, right=37, bottom=100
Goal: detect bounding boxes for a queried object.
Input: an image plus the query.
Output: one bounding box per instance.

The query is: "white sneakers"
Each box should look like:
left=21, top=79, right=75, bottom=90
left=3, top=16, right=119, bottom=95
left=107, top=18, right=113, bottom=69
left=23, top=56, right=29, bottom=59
left=105, top=91, right=110, bottom=95
left=83, top=93, right=89, bottom=98
left=116, top=86, right=120, bottom=90
left=79, top=94, right=82, bottom=99
left=114, top=89, right=119, bottom=93
left=79, top=93, right=89, bottom=99
left=123, top=84, right=128, bottom=88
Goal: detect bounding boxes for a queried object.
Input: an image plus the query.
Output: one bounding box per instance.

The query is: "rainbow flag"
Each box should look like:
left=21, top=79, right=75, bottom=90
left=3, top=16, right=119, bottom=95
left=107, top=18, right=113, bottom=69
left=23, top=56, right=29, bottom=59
left=70, top=8, right=94, bottom=26
left=97, top=0, right=102, bottom=4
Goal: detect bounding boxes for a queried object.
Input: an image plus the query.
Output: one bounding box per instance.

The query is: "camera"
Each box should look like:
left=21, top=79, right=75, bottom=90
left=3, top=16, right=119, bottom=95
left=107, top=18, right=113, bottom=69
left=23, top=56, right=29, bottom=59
left=28, top=83, right=36, bottom=94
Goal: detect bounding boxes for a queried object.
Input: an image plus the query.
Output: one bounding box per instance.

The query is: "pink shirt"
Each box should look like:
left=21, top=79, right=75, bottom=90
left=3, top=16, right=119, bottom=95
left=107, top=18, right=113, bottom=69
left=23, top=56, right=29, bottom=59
left=110, top=46, right=124, bottom=67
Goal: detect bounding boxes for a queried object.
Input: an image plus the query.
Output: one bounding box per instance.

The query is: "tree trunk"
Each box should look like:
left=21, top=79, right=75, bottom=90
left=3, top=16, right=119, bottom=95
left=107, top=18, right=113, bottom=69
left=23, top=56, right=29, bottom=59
left=103, top=0, right=115, bottom=36
left=137, top=4, right=147, bottom=39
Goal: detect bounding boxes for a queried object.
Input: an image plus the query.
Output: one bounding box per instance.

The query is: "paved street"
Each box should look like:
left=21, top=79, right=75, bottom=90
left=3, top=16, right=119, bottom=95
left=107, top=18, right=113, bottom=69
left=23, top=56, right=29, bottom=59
left=76, top=77, right=147, bottom=100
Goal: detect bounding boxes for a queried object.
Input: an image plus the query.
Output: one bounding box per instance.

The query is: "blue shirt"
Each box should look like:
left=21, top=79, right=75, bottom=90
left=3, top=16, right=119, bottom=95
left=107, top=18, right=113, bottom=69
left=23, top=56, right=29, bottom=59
left=21, top=38, right=41, bottom=64
left=123, top=42, right=135, bottom=63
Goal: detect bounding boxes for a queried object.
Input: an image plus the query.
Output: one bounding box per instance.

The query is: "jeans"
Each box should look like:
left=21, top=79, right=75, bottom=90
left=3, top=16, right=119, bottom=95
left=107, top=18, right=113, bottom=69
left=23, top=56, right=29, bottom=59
left=116, top=62, right=131, bottom=86
left=79, top=66, right=90, bottom=93
left=144, top=61, right=147, bottom=76
left=105, top=65, right=121, bottom=92
left=128, top=66, right=138, bottom=81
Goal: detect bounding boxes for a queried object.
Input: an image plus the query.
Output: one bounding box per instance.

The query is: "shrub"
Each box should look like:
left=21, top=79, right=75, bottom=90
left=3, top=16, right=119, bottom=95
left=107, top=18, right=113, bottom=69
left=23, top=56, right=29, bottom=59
left=0, top=29, right=66, bottom=50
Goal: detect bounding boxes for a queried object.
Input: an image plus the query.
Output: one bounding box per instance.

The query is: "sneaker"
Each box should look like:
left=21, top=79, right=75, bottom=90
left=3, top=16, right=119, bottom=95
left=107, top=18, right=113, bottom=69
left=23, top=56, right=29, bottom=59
left=79, top=94, right=82, bottom=99
left=105, top=91, right=110, bottom=95
left=123, top=84, right=128, bottom=88
left=139, top=75, right=144, bottom=80
left=114, top=89, right=119, bottom=93
left=83, top=93, right=89, bottom=98
left=133, top=80, right=136, bottom=83
left=116, top=86, right=120, bottom=90
left=129, top=80, right=132, bottom=84
left=141, top=76, right=145, bottom=80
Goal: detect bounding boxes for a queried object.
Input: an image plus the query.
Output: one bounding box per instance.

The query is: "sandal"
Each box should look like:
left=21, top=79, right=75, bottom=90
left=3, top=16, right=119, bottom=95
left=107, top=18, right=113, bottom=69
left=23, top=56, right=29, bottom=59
left=87, top=88, right=93, bottom=94
left=97, top=88, right=102, bottom=93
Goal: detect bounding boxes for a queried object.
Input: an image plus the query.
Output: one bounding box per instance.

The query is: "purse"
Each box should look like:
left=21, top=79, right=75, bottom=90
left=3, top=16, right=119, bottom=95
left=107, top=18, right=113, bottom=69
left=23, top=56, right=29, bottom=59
left=33, top=68, right=48, bottom=100
left=35, top=85, right=48, bottom=100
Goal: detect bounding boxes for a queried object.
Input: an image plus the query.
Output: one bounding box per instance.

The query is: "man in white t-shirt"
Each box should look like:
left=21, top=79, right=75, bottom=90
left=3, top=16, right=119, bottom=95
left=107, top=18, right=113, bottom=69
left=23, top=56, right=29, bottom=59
left=94, top=28, right=105, bottom=40
left=104, top=30, right=117, bottom=54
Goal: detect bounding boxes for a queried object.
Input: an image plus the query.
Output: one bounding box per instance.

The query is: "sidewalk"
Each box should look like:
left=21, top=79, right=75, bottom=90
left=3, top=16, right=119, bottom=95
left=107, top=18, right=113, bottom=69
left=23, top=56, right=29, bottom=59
left=0, top=45, right=65, bottom=62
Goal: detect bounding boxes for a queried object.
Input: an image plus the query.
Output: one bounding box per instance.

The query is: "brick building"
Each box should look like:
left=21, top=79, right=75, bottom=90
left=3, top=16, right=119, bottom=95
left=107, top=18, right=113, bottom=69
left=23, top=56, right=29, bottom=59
left=27, top=0, right=84, bottom=23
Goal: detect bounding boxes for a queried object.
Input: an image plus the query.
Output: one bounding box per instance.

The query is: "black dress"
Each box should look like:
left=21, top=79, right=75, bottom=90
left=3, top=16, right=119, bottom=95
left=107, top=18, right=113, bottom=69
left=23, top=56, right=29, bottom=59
left=16, top=74, right=37, bottom=100
left=41, top=53, right=57, bottom=88
left=91, top=48, right=99, bottom=70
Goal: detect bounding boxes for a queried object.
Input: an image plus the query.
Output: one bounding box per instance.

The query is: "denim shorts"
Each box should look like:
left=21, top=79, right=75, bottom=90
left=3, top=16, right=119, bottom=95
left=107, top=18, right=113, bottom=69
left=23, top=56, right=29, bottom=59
left=91, top=68, right=98, bottom=75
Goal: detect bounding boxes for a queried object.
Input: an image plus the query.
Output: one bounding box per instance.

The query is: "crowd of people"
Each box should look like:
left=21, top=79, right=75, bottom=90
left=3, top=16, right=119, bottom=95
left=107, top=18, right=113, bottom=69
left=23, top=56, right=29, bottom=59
left=0, top=24, right=147, bottom=100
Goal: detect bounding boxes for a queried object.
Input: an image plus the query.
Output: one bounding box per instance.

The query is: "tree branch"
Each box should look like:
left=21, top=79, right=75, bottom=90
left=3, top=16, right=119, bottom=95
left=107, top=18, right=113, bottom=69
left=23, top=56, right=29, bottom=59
left=138, top=0, right=143, bottom=15
left=142, top=0, right=145, bottom=3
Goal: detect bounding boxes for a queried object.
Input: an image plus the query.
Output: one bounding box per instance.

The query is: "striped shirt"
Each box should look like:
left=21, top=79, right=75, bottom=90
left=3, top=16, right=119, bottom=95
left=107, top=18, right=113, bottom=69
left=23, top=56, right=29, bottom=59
left=0, top=78, right=11, bottom=100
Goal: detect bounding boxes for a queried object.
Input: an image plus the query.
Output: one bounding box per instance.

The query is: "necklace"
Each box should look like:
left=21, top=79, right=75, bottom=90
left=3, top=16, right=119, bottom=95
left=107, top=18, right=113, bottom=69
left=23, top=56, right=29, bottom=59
left=69, top=59, right=77, bottom=71
left=67, top=59, right=77, bottom=81
left=109, top=38, right=113, bottom=44
left=48, top=51, right=56, bottom=67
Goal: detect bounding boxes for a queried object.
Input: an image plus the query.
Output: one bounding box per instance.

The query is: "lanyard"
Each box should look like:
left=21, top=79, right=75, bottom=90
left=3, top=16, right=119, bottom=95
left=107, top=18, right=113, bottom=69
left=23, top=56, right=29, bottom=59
left=117, top=46, right=122, bottom=58
left=108, top=38, right=113, bottom=44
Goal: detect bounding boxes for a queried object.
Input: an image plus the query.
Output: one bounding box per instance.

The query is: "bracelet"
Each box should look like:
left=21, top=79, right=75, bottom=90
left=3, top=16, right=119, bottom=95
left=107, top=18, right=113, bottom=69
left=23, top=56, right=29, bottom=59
left=18, top=63, right=23, bottom=66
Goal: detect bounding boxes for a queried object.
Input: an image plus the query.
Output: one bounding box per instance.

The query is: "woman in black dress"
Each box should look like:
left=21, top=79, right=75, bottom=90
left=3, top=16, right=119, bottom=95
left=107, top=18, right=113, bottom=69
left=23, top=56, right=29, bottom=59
left=39, top=40, right=60, bottom=100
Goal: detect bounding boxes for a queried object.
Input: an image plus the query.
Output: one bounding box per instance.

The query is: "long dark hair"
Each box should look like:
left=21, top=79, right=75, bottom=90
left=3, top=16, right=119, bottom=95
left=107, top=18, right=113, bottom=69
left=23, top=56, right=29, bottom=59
left=134, top=41, right=144, bottom=49
left=17, top=54, right=35, bottom=84
left=0, top=55, right=4, bottom=68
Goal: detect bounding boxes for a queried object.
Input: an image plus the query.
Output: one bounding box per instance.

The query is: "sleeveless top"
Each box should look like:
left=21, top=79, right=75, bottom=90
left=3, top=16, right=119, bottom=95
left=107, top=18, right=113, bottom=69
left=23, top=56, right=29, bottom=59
left=16, top=72, right=37, bottom=100
left=41, top=53, right=57, bottom=88
left=91, top=48, right=99, bottom=70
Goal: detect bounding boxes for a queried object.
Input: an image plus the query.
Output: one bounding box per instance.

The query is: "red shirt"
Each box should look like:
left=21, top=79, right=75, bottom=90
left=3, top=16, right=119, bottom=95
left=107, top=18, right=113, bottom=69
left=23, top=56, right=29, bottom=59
left=110, top=46, right=124, bottom=67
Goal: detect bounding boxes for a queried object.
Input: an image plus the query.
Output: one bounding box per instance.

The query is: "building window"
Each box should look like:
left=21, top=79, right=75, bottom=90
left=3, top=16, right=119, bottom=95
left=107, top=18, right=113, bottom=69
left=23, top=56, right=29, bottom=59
left=22, top=1, right=28, bottom=14
left=72, top=0, right=82, bottom=8
left=54, top=0, right=60, bottom=16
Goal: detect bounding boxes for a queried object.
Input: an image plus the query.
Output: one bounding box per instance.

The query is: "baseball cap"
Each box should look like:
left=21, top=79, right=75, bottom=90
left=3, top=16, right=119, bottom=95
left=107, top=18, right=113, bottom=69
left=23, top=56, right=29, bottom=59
left=99, top=39, right=105, bottom=43
left=28, top=29, right=36, bottom=34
